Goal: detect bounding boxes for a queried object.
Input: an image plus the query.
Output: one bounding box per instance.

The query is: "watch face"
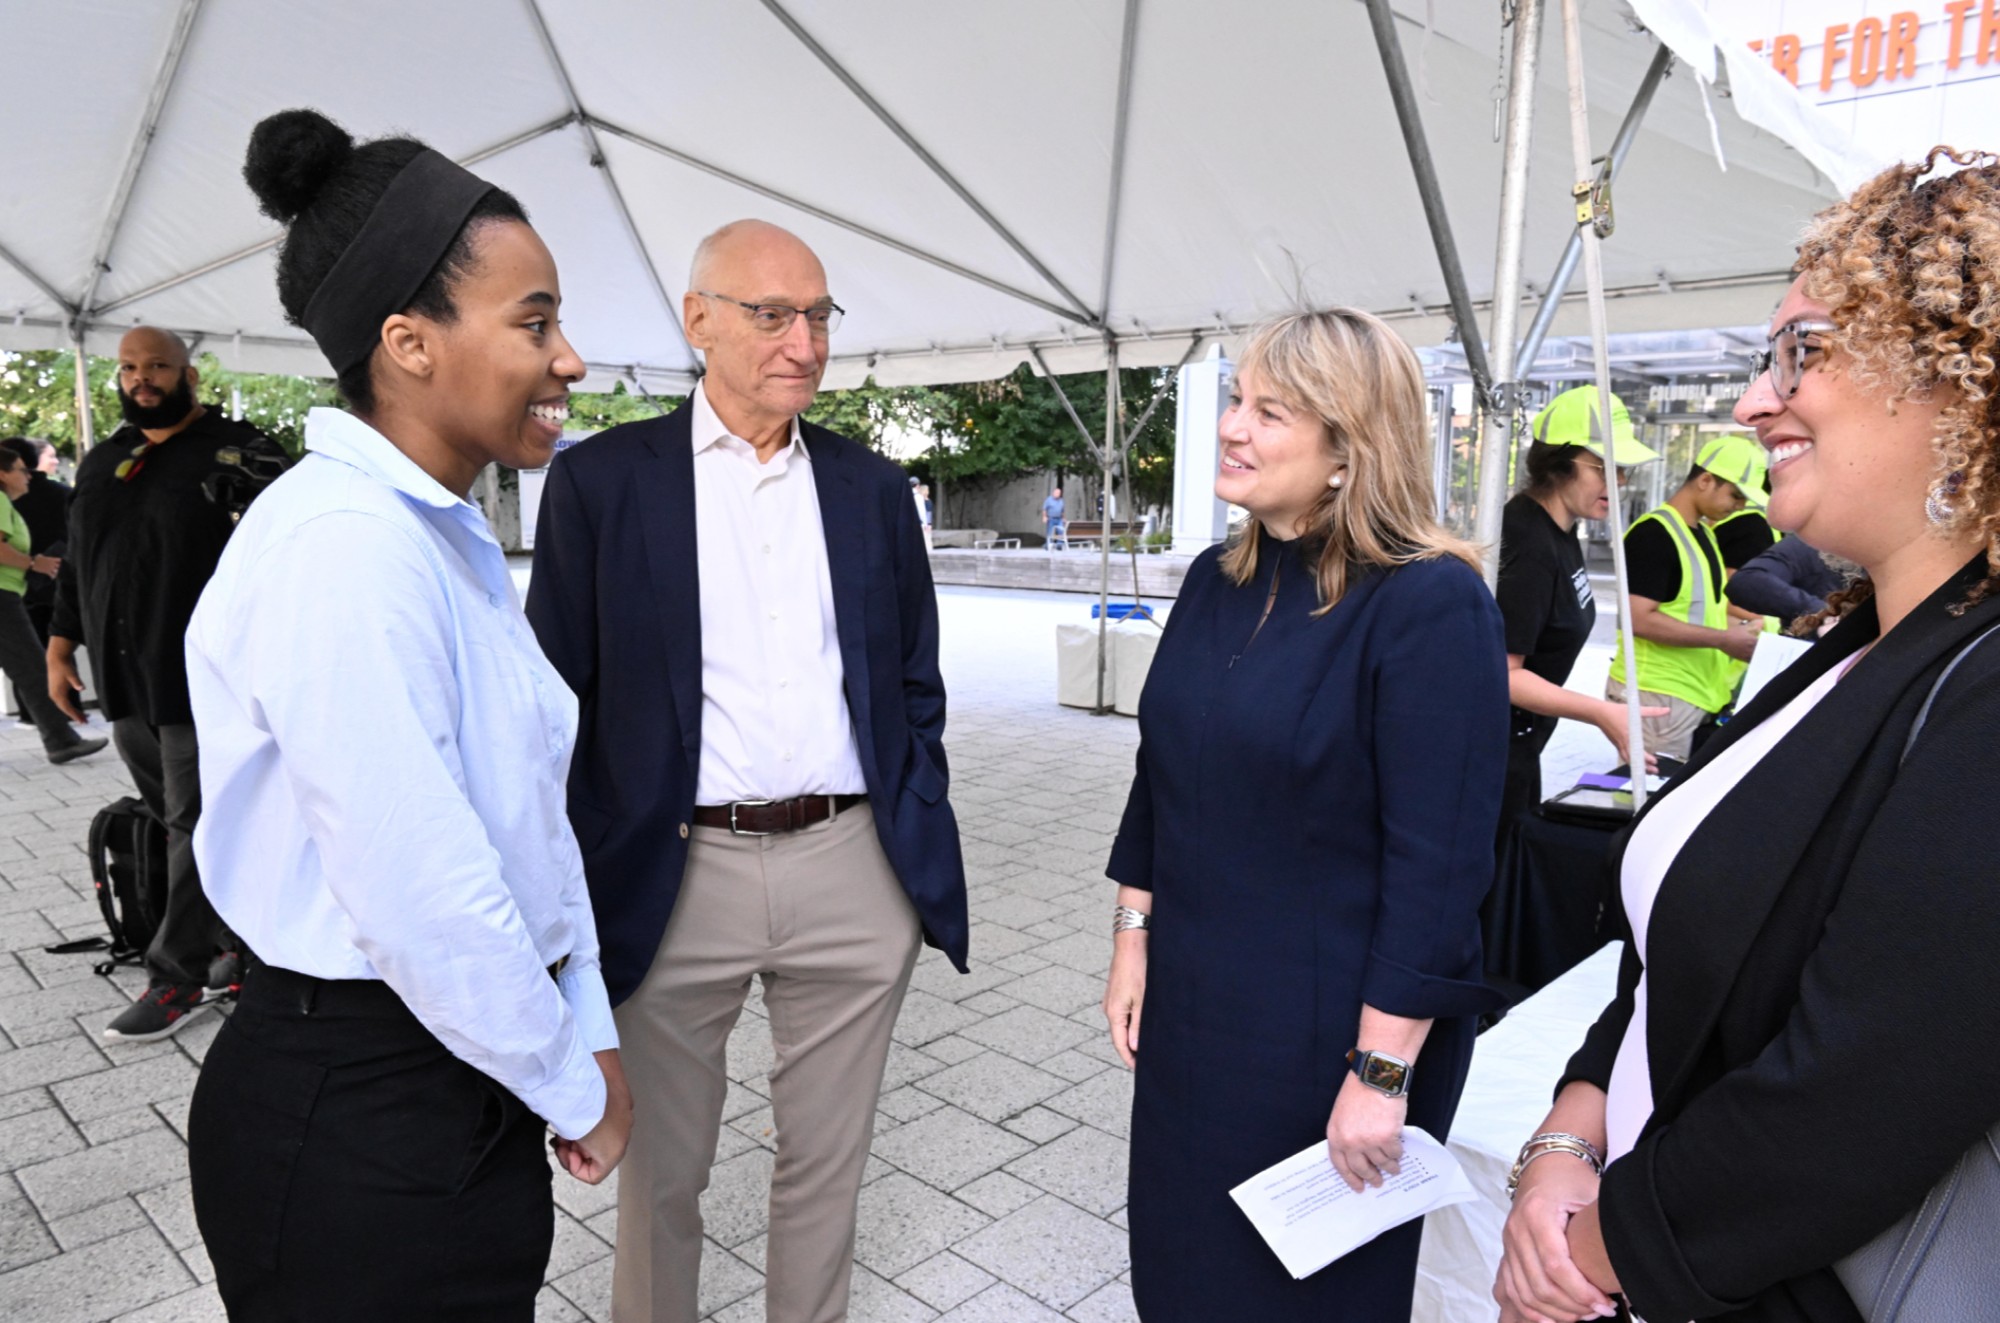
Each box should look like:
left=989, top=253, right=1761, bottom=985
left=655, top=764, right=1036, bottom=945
left=1362, top=1055, right=1408, bottom=1093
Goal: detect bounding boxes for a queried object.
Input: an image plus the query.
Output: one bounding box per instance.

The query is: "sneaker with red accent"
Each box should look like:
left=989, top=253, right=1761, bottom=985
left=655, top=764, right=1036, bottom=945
left=204, top=951, right=244, bottom=1003
left=103, top=983, right=212, bottom=1043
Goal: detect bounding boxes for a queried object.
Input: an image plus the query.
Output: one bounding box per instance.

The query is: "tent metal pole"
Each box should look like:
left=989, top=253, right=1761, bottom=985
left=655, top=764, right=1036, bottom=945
left=1472, top=0, right=1545, bottom=587
left=758, top=0, right=1099, bottom=324
left=591, top=117, right=1092, bottom=328
left=73, top=0, right=204, bottom=324
left=520, top=0, right=698, bottom=371
left=1097, top=0, right=1142, bottom=322
left=1515, top=42, right=1673, bottom=378
left=1361, top=0, right=1493, bottom=392
left=70, top=324, right=96, bottom=455
left=1559, top=0, right=1648, bottom=808
left=92, top=114, right=580, bottom=319
left=1097, top=341, right=1121, bottom=714
left=1026, top=346, right=1109, bottom=469
left=1123, top=336, right=1205, bottom=446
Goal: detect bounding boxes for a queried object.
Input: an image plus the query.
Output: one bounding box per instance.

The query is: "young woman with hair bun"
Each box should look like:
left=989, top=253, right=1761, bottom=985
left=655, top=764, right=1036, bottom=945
left=184, top=108, right=628, bottom=1320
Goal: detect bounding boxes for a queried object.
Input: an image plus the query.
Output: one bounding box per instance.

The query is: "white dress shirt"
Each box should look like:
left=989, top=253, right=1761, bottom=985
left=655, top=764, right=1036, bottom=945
left=186, top=408, right=616, bottom=1141
left=690, top=383, right=866, bottom=804
left=1604, top=651, right=1859, bottom=1165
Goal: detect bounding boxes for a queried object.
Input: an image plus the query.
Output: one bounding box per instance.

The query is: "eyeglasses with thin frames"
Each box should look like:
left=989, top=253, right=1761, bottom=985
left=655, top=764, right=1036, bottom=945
left=1749, top=319, right=1837, bottom=398
left=698, top=291, right=844, bottom=338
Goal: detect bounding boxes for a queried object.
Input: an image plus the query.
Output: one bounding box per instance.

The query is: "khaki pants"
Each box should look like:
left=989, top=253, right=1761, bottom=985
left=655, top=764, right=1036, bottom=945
left=1605, top=679, right=1712, bottom=762
left=611, top=803, right=920, bottom=1323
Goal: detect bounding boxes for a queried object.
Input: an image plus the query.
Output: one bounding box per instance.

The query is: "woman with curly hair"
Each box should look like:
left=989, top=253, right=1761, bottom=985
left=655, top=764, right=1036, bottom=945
left=1101, top=308, right=1508, bottom=1319
left=1496, top=146, right=2000, bottom=1323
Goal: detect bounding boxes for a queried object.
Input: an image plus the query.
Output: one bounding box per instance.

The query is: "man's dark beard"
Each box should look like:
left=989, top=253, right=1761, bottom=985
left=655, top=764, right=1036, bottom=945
left=117, top=374, right=198, bottom=429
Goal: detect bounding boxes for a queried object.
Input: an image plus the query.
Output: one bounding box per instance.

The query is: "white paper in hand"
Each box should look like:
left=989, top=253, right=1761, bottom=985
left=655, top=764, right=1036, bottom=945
left=1227, top=1127, right=1477, bottom=1280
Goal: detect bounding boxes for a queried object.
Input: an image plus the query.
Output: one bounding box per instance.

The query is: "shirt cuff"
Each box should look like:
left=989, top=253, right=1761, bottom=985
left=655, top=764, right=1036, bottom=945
left=1359, top=949, right=1503, bottom=1020
left=527, top=1026, right=609, bottom=1142
left=558, top=964, right=620, bottom=1054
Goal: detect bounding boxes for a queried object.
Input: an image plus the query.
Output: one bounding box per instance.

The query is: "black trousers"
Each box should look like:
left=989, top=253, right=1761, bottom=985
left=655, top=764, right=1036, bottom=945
left=188, top=967, right=553, bottom=1322
left=109, top=717, right=221, bottom=986
left=0, top=591, right=82, bottom=753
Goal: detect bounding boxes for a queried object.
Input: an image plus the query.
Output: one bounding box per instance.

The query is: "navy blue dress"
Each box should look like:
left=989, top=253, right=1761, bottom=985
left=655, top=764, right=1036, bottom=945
left=1108, top=536, right=1508, bottom=1320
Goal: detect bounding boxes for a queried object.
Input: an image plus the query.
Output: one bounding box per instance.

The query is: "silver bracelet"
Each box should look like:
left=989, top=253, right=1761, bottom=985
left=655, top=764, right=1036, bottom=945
left=1113, top=904, right=1152, bottom=934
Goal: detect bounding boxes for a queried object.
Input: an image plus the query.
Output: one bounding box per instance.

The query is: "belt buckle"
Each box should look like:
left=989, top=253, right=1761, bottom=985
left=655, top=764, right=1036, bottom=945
left=729, top=799, right=777, bottom=836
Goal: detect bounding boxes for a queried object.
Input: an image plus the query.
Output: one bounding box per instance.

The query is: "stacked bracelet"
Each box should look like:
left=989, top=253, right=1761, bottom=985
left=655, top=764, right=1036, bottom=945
left=1505, top=1131, right=1605, bottom=1199
left=1113, top=905, right=1152, bottom=934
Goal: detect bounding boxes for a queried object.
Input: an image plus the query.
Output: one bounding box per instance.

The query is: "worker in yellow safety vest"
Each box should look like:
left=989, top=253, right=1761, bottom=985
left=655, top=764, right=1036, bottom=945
left=1607, top=432, right=1768, bottom=761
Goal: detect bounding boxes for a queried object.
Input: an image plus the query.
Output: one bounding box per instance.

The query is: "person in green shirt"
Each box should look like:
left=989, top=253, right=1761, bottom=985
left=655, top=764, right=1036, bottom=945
left=0, top=450, right=106, bottom=763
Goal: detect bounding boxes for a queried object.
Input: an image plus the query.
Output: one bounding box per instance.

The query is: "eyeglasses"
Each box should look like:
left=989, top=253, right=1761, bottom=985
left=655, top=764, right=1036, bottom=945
left=698, top=291, right=844, bottom=338
left=1750, top=319, right=1836, bottom=398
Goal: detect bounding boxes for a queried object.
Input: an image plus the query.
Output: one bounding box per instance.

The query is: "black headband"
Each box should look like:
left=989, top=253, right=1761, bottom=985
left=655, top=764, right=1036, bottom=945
left=300, top=149, right=497, bottom=373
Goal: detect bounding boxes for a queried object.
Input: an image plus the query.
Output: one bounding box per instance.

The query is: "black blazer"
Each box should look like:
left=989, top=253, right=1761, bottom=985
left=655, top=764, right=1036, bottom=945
left=525, top=405, right=969, bottom=1005
left=1562, top=555, right=2000, bottom=1323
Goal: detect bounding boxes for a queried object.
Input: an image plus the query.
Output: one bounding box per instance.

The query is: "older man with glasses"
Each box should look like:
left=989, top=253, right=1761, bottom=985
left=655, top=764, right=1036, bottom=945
left=527, top=219, right=967, bottom=1323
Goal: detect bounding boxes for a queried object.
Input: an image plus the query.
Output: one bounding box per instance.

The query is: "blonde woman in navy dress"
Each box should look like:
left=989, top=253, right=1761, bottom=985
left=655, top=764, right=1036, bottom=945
left=1101, top=309, right=1509, bottom=1319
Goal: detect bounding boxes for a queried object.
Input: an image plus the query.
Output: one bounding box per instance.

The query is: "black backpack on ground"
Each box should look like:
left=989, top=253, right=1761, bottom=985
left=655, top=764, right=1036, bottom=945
left=45, top=797, right=169, bottom=975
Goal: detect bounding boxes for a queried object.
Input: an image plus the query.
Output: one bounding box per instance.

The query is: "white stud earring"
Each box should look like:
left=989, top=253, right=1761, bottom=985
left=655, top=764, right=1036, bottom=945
left=1328, top=473, right=1344, bottom=489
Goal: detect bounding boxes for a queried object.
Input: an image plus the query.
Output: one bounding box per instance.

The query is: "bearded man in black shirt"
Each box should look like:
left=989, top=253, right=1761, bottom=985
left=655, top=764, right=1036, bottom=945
left=49, top=326, right=288, bottom=1042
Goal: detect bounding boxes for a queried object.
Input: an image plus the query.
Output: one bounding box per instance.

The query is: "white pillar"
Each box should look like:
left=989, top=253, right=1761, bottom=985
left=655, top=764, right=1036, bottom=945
left=1172, top=344, right=1233, bottom=554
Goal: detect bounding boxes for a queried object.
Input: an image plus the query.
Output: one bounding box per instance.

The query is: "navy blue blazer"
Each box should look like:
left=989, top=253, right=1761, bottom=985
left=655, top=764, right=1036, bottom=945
left=525, top=404, right=968, bottom=1005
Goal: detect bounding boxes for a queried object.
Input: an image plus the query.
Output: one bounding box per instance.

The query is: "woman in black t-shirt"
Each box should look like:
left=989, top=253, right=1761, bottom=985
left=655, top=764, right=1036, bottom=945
left=1493, top=438, right=1667, bottom=847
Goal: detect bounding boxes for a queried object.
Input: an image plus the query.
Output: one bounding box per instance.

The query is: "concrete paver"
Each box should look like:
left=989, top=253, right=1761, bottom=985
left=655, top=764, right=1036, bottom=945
left=0, top=583, right=1625, bottom=1321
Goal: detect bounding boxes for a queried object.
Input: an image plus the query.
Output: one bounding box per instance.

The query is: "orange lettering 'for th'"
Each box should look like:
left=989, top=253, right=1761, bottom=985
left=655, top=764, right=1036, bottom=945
left=1772, top=32, right=1802, bottom=84
left=1885, top=12, right=1920, bottom=80
left=1821, top=23, right=1851, bottom=90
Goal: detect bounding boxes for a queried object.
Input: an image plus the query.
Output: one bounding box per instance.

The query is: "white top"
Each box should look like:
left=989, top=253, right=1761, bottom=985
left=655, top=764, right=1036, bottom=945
left=186, top=408, right=616, bottom=1141
left=690, top=382, right=866, bottom=805
left=1605, top=651, right=1861, bottom=1162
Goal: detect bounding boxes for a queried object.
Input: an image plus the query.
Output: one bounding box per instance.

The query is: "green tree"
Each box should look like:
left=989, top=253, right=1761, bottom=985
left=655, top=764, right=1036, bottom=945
left=0, top=350, right=120, bottom=452
left=191, top=353, right=341, bottom=455
left=907, top=364, right=1176, bottom=510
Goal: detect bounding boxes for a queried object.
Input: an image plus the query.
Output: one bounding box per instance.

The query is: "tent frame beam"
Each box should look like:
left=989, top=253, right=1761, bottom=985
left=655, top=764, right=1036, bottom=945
left=73, top=0, right=205, bottom=330
left=1361, top=0, right=1493, bottom=396
left=1097, top=0, right=1141, bottom=323
left=757, top=0, right=1099, bottom=325
left=521, top=0, right=699, bottom=371
left=91, top=114, right=581, bottom=320
left=591, top=116, right=1092, bottom=328
left=0, top=239, right=75, bottom=316
left=1515, top=41, right=1674, bottom=378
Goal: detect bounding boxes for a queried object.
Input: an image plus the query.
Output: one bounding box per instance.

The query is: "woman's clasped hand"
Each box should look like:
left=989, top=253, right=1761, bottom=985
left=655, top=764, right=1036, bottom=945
left=1496, top=1152, right=1619, bottom=1322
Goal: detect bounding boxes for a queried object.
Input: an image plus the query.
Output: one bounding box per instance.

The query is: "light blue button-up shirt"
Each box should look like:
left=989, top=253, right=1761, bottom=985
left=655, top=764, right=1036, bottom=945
left=187, top=408, right=616, bottom=1139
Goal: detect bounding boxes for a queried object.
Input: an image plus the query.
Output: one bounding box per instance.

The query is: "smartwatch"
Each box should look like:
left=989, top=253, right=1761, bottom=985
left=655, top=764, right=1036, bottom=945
left=1345, top=1048, right=1413, bottom=1098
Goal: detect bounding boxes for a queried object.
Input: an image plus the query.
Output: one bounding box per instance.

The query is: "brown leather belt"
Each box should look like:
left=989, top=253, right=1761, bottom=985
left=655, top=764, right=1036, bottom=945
left=692, top=794, right=867, bottom=836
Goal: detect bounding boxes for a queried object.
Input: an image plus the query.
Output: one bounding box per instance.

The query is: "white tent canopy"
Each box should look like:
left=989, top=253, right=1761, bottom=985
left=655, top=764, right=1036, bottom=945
left=0, top=0, right=1840, bottom=396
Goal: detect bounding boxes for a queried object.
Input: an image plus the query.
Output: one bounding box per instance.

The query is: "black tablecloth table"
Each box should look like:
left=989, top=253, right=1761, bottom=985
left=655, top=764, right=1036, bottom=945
left=1484, top=808, right=1627, bottom=1007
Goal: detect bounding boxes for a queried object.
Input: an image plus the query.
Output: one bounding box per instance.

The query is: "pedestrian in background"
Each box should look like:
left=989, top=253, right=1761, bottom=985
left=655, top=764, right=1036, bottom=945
left=1498, top=146, right=2000, bottom=1323
left=185, top=108, right=629, bottom=1321
left=1101, top=308, right=1507, bottom=1320
left=1726, top=533, right=1851, bottom=632
left=0, top=447, right=103, bottom=765
left=52, top=325, right=287, bottom=1042
left=1603, top=434, right=1767, bottom=761
left=0, top=436, right=71, bottom=643
left=1494, top=386, right=1667, bottom=847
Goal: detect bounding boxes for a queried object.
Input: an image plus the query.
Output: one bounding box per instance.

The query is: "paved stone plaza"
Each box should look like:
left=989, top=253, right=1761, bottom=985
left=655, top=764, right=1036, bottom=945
left=0, top=582, right=1615, bottom=1322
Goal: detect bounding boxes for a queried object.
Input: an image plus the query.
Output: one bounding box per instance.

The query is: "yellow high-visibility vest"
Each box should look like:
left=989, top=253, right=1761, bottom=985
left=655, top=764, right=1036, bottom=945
left=1610, top=504, right=1736, bottom=713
